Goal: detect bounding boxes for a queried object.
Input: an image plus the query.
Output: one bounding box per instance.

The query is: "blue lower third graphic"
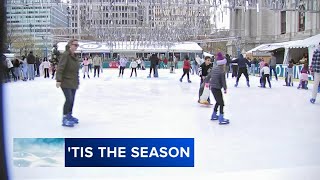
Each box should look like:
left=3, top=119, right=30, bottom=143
left=65, top=138, right=194, bottom=167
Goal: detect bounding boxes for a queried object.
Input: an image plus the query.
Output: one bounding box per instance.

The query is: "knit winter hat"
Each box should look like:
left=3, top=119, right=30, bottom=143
left=216, top=52, right=226, bottom=65
left=216, top=52, right=224, bottom=60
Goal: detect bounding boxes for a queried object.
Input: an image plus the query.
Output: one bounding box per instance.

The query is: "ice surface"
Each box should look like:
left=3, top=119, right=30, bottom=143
left=3, top=68, right=320, bottom=179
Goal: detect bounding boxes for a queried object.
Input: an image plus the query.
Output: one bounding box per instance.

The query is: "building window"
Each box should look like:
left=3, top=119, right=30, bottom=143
left=298, top=5, right=305, bottom=32
left=281, top=11, right=286, bottom=34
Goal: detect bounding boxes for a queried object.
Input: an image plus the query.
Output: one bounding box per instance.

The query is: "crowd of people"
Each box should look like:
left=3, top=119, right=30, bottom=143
left=2, top=39, right=320, bottom=127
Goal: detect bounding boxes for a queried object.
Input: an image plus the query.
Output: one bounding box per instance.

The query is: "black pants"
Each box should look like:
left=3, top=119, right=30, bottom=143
left=137, top=64, right=141, bottom=70
left=181, top=69, right=190, bottom=80
left=262, top=74, right=271, bottom=87
left=44, top=68, right=49, bottom=78
left=236, top=67, right=249, bottom=82
left=36, top=65, right=40, bottom=76
left=52, top=69, right=56, bottom=78
left=211, top=88, right=224, bottom=114
left=130, top=68, right=137, bottom=77
left=149, top=65, right=156, bottom=75
left=119, top=66, right=125, bottom=76
left=232, top=65, right=238, bottom=77
left=61, top=88, right=77, bottom=115
left=94, top=65, right=100, bottom=77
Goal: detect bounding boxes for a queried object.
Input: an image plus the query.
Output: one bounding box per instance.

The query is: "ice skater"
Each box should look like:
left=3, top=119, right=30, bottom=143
left=148, top=54, right=159, bottom=78
left=232, top=54, right=250, bottom=87
left=198, top=56, right=213, bottom=104
left=118, top=55, right=128, bottom=77
left=82, top=57, right=90, bottom=79
left=129, top=59, right=138, bottom=77
left=42, top=58, right=50, bottom=78
left=259, top=63, right=271, bottom=88
left=179, top=57, right=191, bottom=83
left=56, top=39, right=80, bottom=127
left=297, top=63, right=310, bottom=90
left=204, top=53, right=229, bottom=125
left=284, top=60, right=294, bottom=86
left=310, top=42, right=320, bottom=104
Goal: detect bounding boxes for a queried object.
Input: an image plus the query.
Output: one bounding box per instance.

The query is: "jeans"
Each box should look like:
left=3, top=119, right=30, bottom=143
left=61, top=88, right=77, bottom=115
left=312, top=73, right=320, bottom=99
left=94, top=65, right=100, bottom=77
left=250, top=65, right=256, bottom=76
left=28, top=64, right=35, bottom=80
left=270, top=66, right=278, bottom=80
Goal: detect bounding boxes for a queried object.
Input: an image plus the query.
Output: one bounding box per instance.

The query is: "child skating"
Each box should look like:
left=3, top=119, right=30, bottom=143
left=204, top=52, right=229, bottom=125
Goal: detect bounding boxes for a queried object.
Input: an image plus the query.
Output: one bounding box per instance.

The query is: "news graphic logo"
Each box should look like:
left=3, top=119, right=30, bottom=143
left=13, top=138, right=64, bottom=167
left=65, top=138, right=194, bottom=167
left=13, top=138, right=194, bottom=167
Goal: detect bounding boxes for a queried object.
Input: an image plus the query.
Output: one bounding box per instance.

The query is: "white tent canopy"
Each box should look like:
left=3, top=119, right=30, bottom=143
left=203, top=52, right=213, bottom=57
left=57, top=41, right=203, bottom=53
left=246, top=34, right=320, bottom=65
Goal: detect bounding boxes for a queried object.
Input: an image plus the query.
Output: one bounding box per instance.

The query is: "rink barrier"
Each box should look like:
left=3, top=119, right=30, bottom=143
left=102, top=61, right=183, bottom=69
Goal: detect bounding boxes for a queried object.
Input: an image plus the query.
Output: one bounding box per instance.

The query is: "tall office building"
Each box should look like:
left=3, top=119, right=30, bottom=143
left=6, top=0, right=69, bottom=55
left=70, top=0, right=212, bottom=41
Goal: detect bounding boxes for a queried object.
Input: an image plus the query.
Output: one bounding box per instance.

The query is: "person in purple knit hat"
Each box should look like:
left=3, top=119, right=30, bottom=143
left=204, top=52, right=229, bottom=125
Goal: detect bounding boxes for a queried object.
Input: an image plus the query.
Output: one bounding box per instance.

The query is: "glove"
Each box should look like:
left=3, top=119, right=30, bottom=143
left=224, top=89, right=227, bottom=94
left=56, top=82, right=61, bottom=88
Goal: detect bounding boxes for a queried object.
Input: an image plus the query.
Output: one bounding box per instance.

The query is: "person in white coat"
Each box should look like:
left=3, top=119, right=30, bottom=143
left=260, top=62, right=271, bottom=88
left=129, top=59, right=138, bottom=77
left=42, top=57, right=50, bottom=78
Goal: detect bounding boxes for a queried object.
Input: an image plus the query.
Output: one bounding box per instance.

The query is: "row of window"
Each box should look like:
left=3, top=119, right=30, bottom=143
left=280, top=11, right=305, bottom=34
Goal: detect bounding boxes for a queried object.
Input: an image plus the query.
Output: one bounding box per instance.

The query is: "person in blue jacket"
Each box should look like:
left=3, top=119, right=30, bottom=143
left=232, top=54, right=250, bottom=87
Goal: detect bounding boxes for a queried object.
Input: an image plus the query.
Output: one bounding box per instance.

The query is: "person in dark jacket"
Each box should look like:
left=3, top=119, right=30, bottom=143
left=232, top=54, right=250, bottom=87
left=56, top=39, right=80, bottom=127
left=27, top=51, right=36, bottom=80
left=225, top=54, right=231, bottom=78
left=179, top=57, right=191, bottom=83
left=148, top=54, right=159, bottom=78
left=35, top=55, right=41, bottom=77
left=204, top=52, right=229, bottom=125
left=198, top=56, right=213, bottom=103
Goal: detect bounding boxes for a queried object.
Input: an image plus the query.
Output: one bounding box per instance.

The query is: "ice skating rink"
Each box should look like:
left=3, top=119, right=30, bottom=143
left=3, top=69, right=320, bottom=180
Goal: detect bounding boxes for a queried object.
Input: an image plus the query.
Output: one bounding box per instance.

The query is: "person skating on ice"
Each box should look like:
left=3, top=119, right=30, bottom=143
left=129, top=58, right=138, bottom=77
left=297, top=63, right=310, bottom=89
left=232, top=54, right=250, bottom=87
left=198, top=56, right=213, bottom=104
left=259, top=63, right=271, bottom=88
left=310, top=42, right=320, bottom=104
left=284, top=60, right=294, bottom=86
left=82, top=57, right=90, bottom=79
left=118, top=55, right=128, bottom=77
left=148, top=54, right=159, bottom=78
left=56, top=39, right=80, bottom=127
left=179, top=56, right=191, bottom=83
left=204, top=52, right=229, bottom=125
left=93, top=54, right=102, bottom=78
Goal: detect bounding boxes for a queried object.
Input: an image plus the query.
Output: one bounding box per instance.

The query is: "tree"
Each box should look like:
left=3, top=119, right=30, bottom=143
left=9, top=34, right=35, bottom=56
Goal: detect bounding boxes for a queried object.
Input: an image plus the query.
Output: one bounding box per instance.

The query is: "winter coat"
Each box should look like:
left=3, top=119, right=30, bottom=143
left=27, top=53, right=36, bottom=64
left=83, top=59, right=89, bottom=66
left=119, top=58, right=128, bottom=67
left=43, top=61, right=50, bottom=68
left=56, top=50, right=80, bottom=89
left=129, top=61, right=138, bottom=68
left=183, top=60, right=191, bottom=70
left=198, top=62, right=213, bottom=77
left=232, top=54, right=250, bottom=68
left=93, top=56, right=102, bottom=66
left=149, top=55, right=159, bottom=66
left=205, top=65, right=227, bottom=90
left=260, top=66, right=270, bottom=75
left=270, top=55, right=277, bottom=67
left=311, top=49, right=320, bottom=73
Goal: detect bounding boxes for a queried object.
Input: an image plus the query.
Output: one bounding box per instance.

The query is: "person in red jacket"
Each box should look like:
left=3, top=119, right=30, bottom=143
left=179, top=57, right=192, bottom=83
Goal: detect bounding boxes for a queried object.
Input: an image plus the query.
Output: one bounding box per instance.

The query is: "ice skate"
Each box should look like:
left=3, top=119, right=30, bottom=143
left=310, top=98, right=316, bottom=104
left=234, top=81, right=238, bottom=87
left=218, top=114, right=229, bottom=125
left=62, top=116, right=75, bottom=127
left=67, top=113, right=79, bottom=124
left=211, top=111, right=218, bottom=120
